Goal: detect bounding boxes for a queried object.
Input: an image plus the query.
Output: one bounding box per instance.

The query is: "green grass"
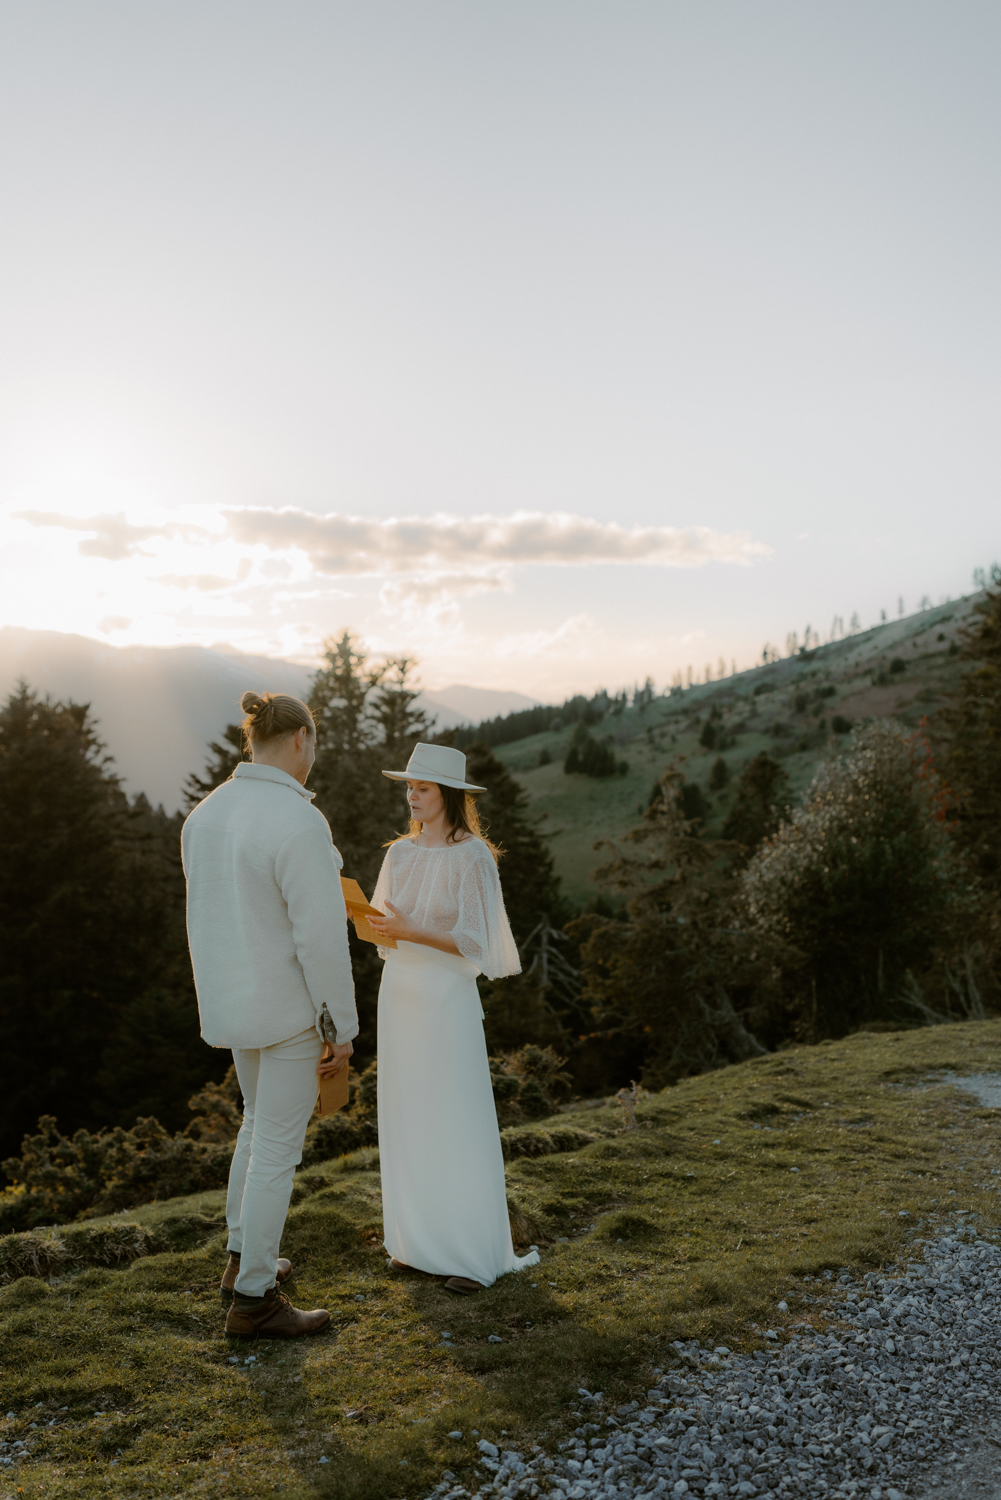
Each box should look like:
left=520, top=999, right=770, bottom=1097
left=497, top=595, right=974, bottom=902
left=4, top=1019, right=1001, bottom=1498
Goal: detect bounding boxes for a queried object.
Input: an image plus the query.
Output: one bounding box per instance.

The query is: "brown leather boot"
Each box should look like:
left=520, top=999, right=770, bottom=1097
left=225, top=1285, right=330, bottom=1340
left=220, top=1253, right=292, bottom=1297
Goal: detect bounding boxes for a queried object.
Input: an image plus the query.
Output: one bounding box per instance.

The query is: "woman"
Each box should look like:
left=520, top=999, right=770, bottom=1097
left=366, top=742, right=540, bottom=1294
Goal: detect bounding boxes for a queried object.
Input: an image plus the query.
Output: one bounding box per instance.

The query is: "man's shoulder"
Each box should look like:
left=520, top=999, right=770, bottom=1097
left=184, top=777, right=325, bottom=843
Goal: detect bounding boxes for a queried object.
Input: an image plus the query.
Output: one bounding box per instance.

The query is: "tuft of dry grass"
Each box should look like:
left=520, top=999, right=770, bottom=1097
left=3, top=1020, right=1001, bottom=1498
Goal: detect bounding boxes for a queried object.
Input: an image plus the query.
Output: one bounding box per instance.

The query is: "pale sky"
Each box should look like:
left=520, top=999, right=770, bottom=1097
left=1, top=1, right=998, bottom=697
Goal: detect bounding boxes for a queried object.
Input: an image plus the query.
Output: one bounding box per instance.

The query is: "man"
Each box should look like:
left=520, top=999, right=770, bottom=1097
left=182, top=690, right=357, bottom=1339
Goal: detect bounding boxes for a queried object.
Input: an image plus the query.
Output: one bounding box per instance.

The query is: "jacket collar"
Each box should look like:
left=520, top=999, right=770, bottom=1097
left=232, top=762, right=316, bottom=800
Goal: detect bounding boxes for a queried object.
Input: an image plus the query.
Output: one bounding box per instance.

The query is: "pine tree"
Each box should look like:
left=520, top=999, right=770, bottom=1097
left=308, top=631, right=433, bottom=892
left=463, top=743, right=575, bottom=1055
left=0, top=685, right=225, bottom=1158
left=569, top=767, right=770, bottom=1089
left=307, top=633, right=433, bottom=1068
left=943, top=580, right=1001, bottom=890
left=721, top=752, right=789, bottom=861
left=183, top=724, right=248, bottom=807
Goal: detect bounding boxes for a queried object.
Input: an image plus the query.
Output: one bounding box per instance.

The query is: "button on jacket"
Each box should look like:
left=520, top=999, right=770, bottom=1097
left=181, top=762, right=357, bottom=1049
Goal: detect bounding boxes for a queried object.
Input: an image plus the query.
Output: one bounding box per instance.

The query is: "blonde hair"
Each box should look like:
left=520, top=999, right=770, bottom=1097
left=388, top=783, right=501, bottom=863
left=240, top=691, right=315, bottom=752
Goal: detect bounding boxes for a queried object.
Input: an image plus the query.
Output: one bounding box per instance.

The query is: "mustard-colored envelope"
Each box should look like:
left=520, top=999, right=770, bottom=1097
left=340, top=876, right=397, bottom=949
left=317, top=1063, right=350, bottom=1117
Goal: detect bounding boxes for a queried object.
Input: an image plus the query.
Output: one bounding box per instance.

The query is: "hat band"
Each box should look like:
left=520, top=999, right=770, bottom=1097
left=405, top=757, right=466, bottom=783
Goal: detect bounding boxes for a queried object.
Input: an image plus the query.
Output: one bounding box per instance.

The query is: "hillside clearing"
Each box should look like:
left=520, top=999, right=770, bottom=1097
left=499, top=597, right=975, bottom=904
left=2, top=1021, right=1001, bottom=1499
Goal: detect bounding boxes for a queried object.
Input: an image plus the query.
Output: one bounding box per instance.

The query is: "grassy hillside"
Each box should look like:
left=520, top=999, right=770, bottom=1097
left=495, top=596, right=977, bottom=904
left=3, top=1021, right=1001, bottom=1499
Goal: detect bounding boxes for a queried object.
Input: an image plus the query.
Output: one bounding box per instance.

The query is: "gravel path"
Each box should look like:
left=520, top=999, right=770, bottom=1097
left=430, top=1226, right=1001, bottom=1500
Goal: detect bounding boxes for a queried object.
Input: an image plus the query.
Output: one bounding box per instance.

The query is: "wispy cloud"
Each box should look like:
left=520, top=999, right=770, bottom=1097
left=14, top=510, right=210, bottom=560
left=223, top=507, right=768, bottom=575
left=153, top=573, right=235, bottom=592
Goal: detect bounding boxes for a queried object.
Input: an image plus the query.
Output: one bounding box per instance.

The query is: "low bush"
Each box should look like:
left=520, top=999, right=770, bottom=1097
left=500, top=1124, right=597, bottom=1160
left=489, top=1045, right=574, bottom=1127
left=0, top=1116, right=233, bottom=1233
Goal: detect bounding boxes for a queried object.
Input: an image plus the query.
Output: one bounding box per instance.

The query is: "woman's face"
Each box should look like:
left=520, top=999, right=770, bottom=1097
left=406, top=779, right=444, bottom=824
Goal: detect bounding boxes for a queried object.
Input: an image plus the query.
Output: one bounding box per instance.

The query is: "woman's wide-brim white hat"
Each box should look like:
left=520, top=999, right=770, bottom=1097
left=382, top=742, right=486, bottom=793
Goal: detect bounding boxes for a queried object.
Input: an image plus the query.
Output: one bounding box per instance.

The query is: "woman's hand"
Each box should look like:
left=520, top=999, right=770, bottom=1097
left=366, top=900, right=419, bottom=943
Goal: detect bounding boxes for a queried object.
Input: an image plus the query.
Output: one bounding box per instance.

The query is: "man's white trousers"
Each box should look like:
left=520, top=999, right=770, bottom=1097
left=227, top=1025, right=322, bottom=1297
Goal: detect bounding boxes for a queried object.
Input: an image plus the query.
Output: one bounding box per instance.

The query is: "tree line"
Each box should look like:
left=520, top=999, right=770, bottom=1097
left=1, top=586, right=998, bottom=1218
left=0, top=631, right=565, bottom=1166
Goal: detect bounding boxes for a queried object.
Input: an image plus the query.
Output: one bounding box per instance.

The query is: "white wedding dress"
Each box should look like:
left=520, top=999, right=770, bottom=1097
left=372, top=836, right=541, bottom=1286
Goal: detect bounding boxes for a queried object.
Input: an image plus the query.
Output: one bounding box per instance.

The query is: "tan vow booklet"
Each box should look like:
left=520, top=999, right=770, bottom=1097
left=340, top=876, right=397, bottom=949
left=317, top=1063, right=350, bottom=1117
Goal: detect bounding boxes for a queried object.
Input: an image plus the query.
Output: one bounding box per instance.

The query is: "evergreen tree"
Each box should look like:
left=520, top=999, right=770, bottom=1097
left=306, top=633, right=433, bottom=1068
left=464, top=743, right=564, bottom=943
left=563, top=721, right=626, bottom=777
left=741, top=722, right=980, bottom=1037
left=308, top=631, right=433, bottom=894
left=463, top=743, right=576, bottom=1054
left=569, top=768, right=771, bottom=1089
left=0, top=686, right=223, bottom=1158
left=183, top=724, right=248, bottom=807
left=943, top=580, right=1001, bottom=890
left=721, top=752, right=789, bottom=861
left=675, top=780, right=710, bottom=828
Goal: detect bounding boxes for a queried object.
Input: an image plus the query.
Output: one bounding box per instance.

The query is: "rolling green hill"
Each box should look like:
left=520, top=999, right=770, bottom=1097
left=491, top=596, right=977, bottom=905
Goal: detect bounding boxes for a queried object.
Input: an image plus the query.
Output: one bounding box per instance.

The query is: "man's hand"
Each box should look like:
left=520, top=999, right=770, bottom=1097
left=318, top=1040, right=353, bottom=1078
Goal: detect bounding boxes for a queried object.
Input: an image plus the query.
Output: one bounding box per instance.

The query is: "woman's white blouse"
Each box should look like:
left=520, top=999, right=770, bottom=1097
left=371, top=837, right=522, bottom=980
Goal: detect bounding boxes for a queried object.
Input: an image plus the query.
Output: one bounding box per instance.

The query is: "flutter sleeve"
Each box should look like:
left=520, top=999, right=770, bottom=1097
left=452, top=845, right=522, bottom=979
left=371, top=846, right=395, bottom=962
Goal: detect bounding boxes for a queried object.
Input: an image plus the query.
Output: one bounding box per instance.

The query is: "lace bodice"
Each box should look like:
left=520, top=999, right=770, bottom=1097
left=371, top=836, right=522, bottom=980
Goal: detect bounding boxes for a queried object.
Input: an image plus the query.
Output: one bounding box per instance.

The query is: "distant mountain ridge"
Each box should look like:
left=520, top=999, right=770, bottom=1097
left=0, top=628, right=537, bottom=810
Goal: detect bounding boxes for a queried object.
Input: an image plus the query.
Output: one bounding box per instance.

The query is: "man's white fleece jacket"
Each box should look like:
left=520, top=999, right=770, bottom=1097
left=181, top=762, right=358, bottom=1049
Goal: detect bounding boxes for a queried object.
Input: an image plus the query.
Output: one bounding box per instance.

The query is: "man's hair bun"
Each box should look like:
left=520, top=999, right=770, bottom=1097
left=240, top=690, right=315, bottom=749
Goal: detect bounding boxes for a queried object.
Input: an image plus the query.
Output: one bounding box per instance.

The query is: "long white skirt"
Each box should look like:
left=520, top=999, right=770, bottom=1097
left=377, top=941, right=540, bottom=1287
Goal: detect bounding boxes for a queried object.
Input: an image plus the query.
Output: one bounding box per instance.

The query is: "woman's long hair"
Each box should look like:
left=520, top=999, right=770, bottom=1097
left=388, top=783, right=501, bottom=863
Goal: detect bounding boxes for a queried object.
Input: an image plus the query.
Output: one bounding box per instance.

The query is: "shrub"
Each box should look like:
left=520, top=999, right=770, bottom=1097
left=721, top=753, right=789, bottom=859
left=489, top=1046, right=574, bottom=1128
left=741, top=721, right=980, bottom=1037
left=832, top=715, right=852, bottom=734
left=675, top=780, right=710, bottom=827
left=564, top=722, right=627, bottom=777
left=709, top=757, right=730, bottom=792
left=890, top=657, right=906, bottom=674
left=500, top=1125, right=596, bottom=1161
left=0, top=1069, right=243, bottom=1232
left=0, top=1112, right=235, bottom=1233
left=538, top=747, right=552, bottom=766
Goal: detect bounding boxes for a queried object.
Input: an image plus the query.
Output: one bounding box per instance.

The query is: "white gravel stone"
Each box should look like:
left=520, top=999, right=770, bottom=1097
left=427, top=1224, right=1001, bottom=1500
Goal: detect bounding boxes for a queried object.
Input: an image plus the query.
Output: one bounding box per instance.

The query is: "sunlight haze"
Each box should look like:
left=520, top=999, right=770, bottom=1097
left=1, top=1, right=998, bottom=698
